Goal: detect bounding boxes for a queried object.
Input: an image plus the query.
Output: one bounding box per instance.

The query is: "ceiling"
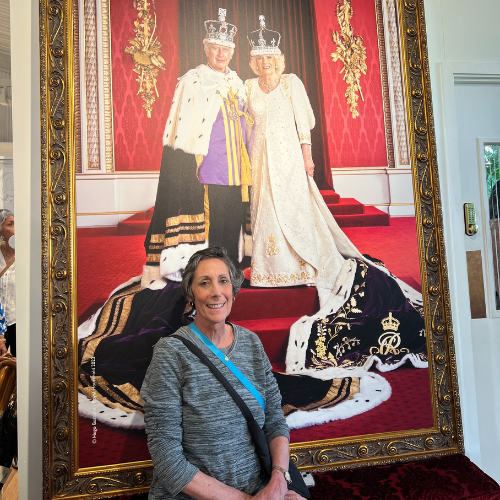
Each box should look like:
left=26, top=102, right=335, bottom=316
left=0, top=0, right=10, bottom=73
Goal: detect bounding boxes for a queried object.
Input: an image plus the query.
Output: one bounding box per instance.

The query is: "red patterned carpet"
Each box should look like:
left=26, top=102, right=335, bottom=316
left=114, top=454, right=500, bottom=500
left=308, top=454, right=500, bottom=500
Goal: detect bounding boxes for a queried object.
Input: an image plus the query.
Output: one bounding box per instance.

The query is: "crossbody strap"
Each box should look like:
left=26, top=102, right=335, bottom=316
left=188, top=323, right=265, bottom=410
left=171, top=334, right=257, bottom=422
left=0, top=258, right=14, bottom=280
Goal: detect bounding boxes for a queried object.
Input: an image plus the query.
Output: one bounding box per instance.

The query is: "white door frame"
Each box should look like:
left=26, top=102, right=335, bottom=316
left=436, top=62, right=500, bottom=467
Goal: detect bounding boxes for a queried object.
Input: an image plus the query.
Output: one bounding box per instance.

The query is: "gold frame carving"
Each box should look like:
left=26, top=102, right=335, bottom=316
left=82, top=0, right=101, bottom=170
left=100, top=0, right=115, bottom=173
left=40, top=0, right=463, bottom=497
left=375, top=0, right=395, bottom=169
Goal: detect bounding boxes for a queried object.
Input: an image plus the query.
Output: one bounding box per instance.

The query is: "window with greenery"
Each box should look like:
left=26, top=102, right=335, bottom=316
left=485, top=144, right=500, bottom=309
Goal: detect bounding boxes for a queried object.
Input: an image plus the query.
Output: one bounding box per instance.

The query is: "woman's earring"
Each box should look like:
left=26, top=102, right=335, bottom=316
left=0, top=236, right=4, bottom=241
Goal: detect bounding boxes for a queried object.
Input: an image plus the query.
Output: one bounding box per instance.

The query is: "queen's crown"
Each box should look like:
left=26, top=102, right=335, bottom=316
left=381, top=312, right=400, bottom=331
left=203, top=8, right=237, bottom=49
left=247, top=15, right=281, bottom=56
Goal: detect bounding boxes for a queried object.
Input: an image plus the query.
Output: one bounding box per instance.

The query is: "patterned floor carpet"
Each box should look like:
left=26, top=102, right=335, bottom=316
left=114, top=454, right=500, bottom=500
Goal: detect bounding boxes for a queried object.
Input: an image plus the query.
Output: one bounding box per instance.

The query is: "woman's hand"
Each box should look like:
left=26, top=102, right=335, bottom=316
left=253, top=469, right=287, bottom=500
left=304, top=156, right=315, bottom=177
left=284, top=492, right=307, bottom=500
left=301, top=144, right=314, bottom=177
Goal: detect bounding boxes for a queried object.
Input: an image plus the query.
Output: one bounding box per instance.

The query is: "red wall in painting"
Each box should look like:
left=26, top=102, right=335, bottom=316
left=314, top=0, right=388, bottom=168
left=110, top=0, right=388, bottom=171
left=110, top=0, right=179, bottom=171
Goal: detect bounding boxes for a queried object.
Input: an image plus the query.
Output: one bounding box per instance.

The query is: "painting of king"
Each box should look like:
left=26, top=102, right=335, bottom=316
left=75, top=0, right=431, bottom=467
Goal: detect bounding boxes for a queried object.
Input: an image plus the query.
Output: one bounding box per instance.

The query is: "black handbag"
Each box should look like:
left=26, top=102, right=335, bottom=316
left=172, top=335, right=310, bottom=498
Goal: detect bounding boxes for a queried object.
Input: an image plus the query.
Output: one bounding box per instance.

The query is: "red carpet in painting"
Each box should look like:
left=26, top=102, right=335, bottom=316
left=77, top=216, right=429, bottom=468
left=77, top=217, right=421, bottom=318
left=78, top=366, right=432, bottom=468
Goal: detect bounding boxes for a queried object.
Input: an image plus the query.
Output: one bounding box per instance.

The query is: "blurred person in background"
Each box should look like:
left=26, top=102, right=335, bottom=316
left=0, top=210, right=15, bottom=356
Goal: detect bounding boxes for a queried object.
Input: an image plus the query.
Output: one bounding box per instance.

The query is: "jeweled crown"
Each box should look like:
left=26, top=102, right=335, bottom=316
left=381, top=312, right=400, bottom=332
left=203, top=8, right=237, bottom=49
left=247, top=15, right=281, bottom=56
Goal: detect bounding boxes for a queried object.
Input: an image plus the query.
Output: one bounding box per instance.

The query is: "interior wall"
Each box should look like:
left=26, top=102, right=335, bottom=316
left=424, top=0, right=500, bottom=481
left=9, top=0, right=500, bottom=498
left=11, top=0, right=43, bottom=498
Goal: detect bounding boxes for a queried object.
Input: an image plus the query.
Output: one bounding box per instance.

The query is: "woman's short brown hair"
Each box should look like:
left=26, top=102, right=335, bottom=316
left=180, top=245, right=244, bottom=302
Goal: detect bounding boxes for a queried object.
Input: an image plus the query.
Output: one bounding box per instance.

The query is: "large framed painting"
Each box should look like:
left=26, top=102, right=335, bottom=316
left=41, top=0, right=463, bottom=497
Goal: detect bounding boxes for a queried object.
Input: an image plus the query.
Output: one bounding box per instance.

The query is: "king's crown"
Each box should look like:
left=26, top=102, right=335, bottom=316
left=203, top=7, right=237, bottom=49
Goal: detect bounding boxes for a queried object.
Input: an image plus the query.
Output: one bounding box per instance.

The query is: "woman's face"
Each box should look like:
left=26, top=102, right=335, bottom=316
left=256, top=55, right=276, bottom=77
left=191, top=258, right=234, bottom=328
left=0, top=216, right=14, bottom=243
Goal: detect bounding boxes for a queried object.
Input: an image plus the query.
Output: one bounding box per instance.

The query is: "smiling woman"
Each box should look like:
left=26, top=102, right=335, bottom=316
left=180, top=246, right=242, bottom=344
left=141, top=246, right=306, bottom=500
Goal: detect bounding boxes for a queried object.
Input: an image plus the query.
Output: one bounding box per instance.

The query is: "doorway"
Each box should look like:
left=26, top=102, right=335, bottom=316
left=453, top=78, right=500, bottom=480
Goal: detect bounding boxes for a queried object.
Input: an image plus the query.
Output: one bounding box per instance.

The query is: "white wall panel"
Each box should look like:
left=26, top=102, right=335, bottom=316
left=331, top=167, right=415, bottom=216
left=425, top=0, right=500, bottom=481
left=76, top=172, right=159, bottom=226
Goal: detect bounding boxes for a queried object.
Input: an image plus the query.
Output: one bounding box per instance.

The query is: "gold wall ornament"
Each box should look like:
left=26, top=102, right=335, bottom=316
left=124, top=0, right=165, bottom=118
left=331, top=0, right=368, bottom=119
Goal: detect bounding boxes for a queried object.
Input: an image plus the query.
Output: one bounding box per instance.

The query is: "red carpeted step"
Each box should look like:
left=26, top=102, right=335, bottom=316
left=78, top=227, right=119, bottom=237
left=117, top=219, right=150, bottom=236
left=117, top=209, right=154, bottom=236
left=232, top=317, right=300, bottom=364
left=334, top=206, right=390, bottom=227
left=116, top=191, right=390, bottom=235
left=319, top=189, right=340, bottom=204
left=327, top=198, right=364, bottom=215
left=229, top=286, right=317, bottom=321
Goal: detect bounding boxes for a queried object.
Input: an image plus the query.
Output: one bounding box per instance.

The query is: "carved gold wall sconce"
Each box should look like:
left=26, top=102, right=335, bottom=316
left=125, top=0, right=165, bottom=118
left=331, top=0, right=367, bottom=119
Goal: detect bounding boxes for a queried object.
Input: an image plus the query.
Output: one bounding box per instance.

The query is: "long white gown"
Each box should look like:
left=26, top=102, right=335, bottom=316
left=245, top=73, right=347, bottom=290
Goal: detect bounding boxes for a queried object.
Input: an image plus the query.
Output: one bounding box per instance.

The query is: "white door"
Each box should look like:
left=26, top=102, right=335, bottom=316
left=454, top=80, right=500, bottom=480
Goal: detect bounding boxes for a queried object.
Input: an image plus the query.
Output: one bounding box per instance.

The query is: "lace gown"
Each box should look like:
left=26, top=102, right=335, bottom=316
left=245, top=74, right=345, bottom=289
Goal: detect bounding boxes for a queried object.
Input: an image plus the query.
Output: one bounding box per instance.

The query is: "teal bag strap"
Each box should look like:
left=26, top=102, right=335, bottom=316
left=188, top=323, right=265, bottom=410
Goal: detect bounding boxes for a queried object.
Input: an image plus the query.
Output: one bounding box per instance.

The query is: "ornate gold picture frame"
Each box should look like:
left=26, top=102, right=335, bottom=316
left=40, top=0, right=463, bottom=498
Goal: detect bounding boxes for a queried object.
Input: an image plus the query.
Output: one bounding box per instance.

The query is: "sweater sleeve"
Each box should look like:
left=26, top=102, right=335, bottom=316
left=259, top=343, right=290, bottom=444
left=141, top=338, right=200, bottom=496
left=289, top=74, right=315, bottom=145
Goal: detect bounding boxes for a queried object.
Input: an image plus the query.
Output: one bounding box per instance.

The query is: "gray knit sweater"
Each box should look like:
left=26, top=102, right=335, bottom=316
left=141, top=324, right=290, bottom=500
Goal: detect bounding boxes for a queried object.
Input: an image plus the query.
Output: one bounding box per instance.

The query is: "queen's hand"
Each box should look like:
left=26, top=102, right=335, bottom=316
left=304, top=156, right=315, bottom=177
left=301, top=144, right=314, bottom=177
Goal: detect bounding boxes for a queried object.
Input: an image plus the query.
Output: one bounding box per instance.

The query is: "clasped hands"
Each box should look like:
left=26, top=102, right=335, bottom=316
left=243, top=472, right=306, bottom=500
